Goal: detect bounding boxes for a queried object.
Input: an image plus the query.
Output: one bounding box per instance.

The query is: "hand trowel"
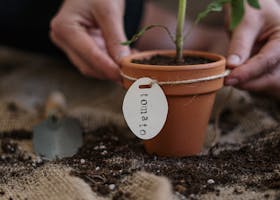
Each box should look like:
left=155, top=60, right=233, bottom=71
left=33, top=92, right=83, bottom=160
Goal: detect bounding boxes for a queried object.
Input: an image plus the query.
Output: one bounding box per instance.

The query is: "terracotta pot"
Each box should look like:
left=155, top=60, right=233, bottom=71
left=121, top=50, right=226, bottom=157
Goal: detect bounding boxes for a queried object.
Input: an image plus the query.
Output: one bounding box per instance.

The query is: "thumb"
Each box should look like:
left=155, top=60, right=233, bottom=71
left=96, top=9, right=130, bottom=63
left=227, top=21, right=260, bottom=67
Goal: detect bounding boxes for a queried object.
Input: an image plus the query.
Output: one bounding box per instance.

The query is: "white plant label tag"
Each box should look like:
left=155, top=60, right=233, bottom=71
left=122, top=77, right=168, bottom=140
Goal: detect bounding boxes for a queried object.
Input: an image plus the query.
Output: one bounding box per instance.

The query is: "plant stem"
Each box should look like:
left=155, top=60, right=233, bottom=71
left=176, top=0, right=187, bottom=63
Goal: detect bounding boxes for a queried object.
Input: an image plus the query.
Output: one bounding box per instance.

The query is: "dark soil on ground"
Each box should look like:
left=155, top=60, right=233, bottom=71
left=0, top=137, right=44, bottom=186
left=1, top=126, right=280, bottom=199
left=0, top=130, right=32, bottom=140
left=132, top=55, right=213, bottom=66
left=60, top=127, right=280, bottom=198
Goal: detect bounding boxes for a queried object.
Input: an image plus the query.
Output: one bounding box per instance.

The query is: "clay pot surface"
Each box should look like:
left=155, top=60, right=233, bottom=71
left=121, top=50, right=226, bottom=157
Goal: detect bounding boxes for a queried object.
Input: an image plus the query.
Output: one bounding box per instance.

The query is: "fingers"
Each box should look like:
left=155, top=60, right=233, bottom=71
left=227, top=17, right=262, bottom=67
left=53, top=34, right=104, bottom=79
left=238, top=74, right=274, bottom=92
left=224, top=0, right=280, bottom=99
left=237, top=70, right=280, bottom=99
left=51, top=19, right=121, bottom=81
left=225, top=38, right=280, bottom=86
left=93, top=3, right=130, bottom=63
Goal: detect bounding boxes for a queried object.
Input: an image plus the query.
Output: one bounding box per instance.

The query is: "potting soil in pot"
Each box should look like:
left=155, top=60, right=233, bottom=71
left=0, top=48, right=279, bottom=200
left=132, top=55, right=213, bottom=65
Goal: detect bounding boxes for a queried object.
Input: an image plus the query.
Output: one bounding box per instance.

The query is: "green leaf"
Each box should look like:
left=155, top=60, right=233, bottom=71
left=195, top=0, right=231, bottom=24
left=121, top=25, right=175, bottom=46
left=230, top=0, right=245, bottom=30
left=247, top=0, right=261, bottom=9
left=196, top=0, right=261, bottom=31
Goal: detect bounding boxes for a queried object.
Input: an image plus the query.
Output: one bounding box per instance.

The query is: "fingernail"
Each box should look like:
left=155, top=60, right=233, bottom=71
left=116, top=50, right=130, bottom=62
left=225, top=78, right=239, bottom=86
left=227, top=54, right=241, bottom=66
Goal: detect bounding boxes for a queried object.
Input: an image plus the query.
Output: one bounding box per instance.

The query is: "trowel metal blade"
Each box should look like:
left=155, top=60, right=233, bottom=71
left=33, top=117, right=83, bottom=160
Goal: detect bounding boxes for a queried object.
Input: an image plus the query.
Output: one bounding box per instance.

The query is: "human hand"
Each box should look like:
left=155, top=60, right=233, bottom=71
left=50, top=0, right=130, bottom=82
left=225, top=0, right=280, bottom=99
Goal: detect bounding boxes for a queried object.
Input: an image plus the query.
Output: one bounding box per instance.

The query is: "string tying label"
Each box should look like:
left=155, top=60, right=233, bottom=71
left=120, top=70, right=231, bottom=85
left=122, top=70, right=231, bottom=140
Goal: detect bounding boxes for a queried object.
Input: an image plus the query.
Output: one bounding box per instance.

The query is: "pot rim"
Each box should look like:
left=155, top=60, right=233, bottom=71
left=121, top=50, right=225, bottom=71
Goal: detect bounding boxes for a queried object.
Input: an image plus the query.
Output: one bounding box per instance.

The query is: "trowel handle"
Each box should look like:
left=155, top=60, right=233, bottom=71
left=44, top=91, right=67, bottom=119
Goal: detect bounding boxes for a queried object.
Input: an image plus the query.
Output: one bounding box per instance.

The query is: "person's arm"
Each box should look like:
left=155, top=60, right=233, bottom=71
left=225, top=0, right=280, bottom=99
left=50, top=0, right=130, bottom=82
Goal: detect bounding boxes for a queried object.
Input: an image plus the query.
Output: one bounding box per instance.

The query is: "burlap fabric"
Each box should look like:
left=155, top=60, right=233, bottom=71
left=0, top=48, right=279, bottom=200
left=0, top=165, right=103, bottom=200
left=0, top=162, right=174, bottom=200
left=0, top=47, right=126, bottom=133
